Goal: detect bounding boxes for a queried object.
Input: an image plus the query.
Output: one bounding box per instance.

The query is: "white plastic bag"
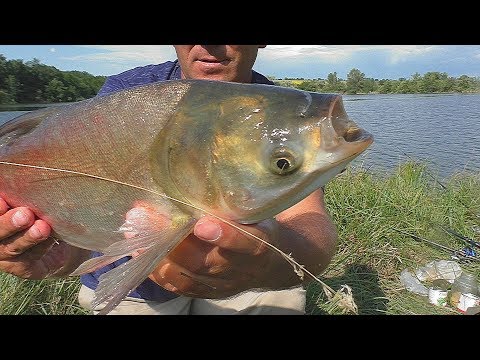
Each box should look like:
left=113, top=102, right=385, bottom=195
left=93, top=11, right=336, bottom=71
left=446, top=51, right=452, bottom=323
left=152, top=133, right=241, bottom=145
left=400, top=269, right=429, bottom=296
left=415, top=260, right=462, bottom=283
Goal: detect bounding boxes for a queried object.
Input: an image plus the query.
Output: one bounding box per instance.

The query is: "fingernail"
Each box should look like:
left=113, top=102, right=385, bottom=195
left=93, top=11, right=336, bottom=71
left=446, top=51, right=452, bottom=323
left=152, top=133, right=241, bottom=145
left=12, top=210, right=29, bottom=227
left=194, top=221, right=222, bottom=241
left=29, top=224, right=45, bottom=239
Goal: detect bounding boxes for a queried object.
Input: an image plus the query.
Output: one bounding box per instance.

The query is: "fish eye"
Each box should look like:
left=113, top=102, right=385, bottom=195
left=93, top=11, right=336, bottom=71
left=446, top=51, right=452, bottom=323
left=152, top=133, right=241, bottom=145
left=276, top=158, right=291, bottom=170
left=270, top=148, right=301, bottom=175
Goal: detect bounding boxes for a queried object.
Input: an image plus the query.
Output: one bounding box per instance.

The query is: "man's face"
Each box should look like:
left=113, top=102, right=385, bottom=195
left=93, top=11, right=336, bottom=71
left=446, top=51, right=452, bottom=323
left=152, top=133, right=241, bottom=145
left=173, top=45, right=266, bottom=83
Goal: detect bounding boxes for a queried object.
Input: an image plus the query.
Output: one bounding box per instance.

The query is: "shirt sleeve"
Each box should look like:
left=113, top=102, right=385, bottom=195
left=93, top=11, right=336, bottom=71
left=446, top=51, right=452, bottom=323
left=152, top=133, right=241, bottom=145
left=96, top=76, right=126, bottom=97
left=96, top=62, right=177, bottom=97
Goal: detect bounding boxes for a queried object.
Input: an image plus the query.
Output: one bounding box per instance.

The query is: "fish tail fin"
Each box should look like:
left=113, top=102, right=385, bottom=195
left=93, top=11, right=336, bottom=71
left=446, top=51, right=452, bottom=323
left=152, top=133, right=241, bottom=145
left=92, top=220, right=195, bottom=315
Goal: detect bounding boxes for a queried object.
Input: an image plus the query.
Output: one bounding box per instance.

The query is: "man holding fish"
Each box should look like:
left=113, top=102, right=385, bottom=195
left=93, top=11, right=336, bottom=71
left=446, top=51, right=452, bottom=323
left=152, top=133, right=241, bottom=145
left=0, top=46, right=339, bottom=314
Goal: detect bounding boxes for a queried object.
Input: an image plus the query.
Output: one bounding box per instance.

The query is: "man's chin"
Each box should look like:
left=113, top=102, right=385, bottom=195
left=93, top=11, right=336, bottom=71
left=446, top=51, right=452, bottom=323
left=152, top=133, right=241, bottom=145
left=195, top=73, right=235, bottom=82
left=192, top=62, right=233, bottom=78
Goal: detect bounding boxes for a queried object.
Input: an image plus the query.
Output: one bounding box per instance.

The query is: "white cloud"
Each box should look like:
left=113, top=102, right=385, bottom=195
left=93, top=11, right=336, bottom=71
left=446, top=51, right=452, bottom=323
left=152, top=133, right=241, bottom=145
left=261, top=45, right=441, bottom=64
left=387, top=45, right=439, bottom=64
left=62, top=45, right=175, bottom=64
left=261, top=45, right=359, bottom=62
left=49, top=48, right=56, bottom=53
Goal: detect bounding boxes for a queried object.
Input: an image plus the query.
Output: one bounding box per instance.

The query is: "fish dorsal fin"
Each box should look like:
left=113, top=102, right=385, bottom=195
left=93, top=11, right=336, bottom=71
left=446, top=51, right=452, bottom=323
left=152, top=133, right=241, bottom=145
left=0, top=106, right=62, bottom=146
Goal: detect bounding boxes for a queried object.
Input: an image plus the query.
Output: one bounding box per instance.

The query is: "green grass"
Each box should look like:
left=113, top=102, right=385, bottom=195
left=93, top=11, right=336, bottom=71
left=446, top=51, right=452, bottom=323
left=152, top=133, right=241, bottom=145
left=1, top=161, right=479, bottom=315
left=307, top=161, right=480, bottom=315
left=0, top=275, right=87, bottom=315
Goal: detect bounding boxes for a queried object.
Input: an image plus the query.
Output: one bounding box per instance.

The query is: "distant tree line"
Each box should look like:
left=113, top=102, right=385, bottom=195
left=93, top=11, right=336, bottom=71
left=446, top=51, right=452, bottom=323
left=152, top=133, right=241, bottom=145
left=0, top=55, right=106, bottom=104
left=1, top=55, right=479, bottom=105
left=272, top=68, right=480, bottom=94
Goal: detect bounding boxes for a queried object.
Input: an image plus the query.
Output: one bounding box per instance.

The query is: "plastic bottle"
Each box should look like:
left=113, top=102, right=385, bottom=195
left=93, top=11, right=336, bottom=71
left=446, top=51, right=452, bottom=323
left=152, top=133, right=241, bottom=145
left=448, top=272, right=479, bottom=308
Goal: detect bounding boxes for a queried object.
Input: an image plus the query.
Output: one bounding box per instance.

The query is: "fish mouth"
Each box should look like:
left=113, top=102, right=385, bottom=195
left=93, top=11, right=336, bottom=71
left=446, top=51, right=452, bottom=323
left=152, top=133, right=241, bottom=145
left=332, top=126, right=374, bottom=159
left=316, top=121, right=373, bottom=180
left=338, top=126, right=373, bottom=144
left=332, top=115, right=374, bottom=149
left=320, top=94, right=374, bottom=151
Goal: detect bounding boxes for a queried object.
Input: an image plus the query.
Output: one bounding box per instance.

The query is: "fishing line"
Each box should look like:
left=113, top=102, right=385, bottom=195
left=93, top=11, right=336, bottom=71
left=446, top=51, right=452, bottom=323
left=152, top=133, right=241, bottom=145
left=0, top=160, right=336, bottom=294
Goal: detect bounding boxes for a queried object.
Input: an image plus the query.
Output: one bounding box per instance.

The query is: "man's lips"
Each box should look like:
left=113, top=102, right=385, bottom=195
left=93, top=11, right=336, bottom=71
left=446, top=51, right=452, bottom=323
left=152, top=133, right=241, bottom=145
left=196, top=58, right=230, bottom=64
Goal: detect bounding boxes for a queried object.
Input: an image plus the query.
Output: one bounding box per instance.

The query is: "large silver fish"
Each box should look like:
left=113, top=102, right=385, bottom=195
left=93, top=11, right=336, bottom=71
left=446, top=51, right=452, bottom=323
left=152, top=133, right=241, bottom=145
left=0, top=79, right=373, bottom=313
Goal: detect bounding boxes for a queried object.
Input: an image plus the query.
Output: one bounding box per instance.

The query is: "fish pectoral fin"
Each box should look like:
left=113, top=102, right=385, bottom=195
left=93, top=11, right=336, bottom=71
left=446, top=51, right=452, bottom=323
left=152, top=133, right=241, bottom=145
left=71, top=217, right=196, bottom=276
left=91, top=219, right=196, bottom=315
left=70, top=232, right=168, bottom=276
left=102, top=232, right=171, bottom=256
left=70, top=254, right=127, bottom=276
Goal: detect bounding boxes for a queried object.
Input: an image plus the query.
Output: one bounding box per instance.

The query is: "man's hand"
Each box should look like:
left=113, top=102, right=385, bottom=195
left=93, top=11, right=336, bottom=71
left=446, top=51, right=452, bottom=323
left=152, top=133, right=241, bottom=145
left=148, top=216, right=280, bottom=298
left=130, top=188, right=337, bottom=299
left=0, top=196, right=89, bottom=279
left=124, top=205, right=284, bottom=298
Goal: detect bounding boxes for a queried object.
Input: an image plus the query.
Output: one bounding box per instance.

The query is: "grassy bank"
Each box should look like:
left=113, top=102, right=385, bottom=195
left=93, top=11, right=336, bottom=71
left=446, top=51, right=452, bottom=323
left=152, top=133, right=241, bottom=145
left=1, top=161, right=479, bottom=315
left=308, top=161, right=480, bottom=314
left=0, top=275, right=86, bottom=315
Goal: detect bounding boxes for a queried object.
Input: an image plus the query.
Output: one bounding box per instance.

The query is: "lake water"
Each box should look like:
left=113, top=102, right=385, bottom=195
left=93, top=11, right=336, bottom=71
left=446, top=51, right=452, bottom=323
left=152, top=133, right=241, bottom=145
left=342, top=93, right=480, bottom=179
left=1, top=93, right=479, bottom=179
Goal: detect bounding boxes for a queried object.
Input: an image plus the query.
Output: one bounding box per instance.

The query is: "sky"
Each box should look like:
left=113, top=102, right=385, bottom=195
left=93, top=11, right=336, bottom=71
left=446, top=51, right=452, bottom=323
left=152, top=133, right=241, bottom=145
left=0, top=45, right=479, bottom=80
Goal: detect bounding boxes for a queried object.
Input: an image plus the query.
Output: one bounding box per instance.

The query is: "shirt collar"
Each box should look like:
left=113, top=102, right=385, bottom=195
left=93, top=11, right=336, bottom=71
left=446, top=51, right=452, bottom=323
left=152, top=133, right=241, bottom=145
left=170, top=60, right=182, bottom=80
